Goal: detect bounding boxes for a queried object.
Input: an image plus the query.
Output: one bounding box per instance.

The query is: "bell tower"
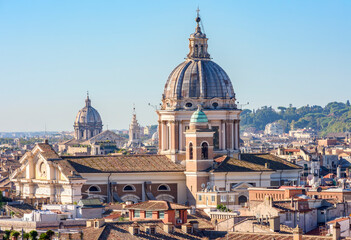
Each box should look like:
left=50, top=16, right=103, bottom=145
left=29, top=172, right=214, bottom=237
left=185, top=106, right=214, bottom=206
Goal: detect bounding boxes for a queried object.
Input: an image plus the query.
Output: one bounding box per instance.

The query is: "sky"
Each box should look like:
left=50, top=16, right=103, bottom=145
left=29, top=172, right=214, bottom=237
left=0, top=1, right=350, bottom=132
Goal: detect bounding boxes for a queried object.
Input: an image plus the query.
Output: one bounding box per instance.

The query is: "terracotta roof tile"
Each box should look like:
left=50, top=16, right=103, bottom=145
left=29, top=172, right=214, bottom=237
left=37, top=143, right=60, bottom=160
left=62, top=155, right=185, bottom=173
left=222, top=232, right=336, bottom=240
left=125, top=200, right=189, bottom=211
left=96, top=220, right=205, bottom=240
left=211, top=154, right=302, bottom=173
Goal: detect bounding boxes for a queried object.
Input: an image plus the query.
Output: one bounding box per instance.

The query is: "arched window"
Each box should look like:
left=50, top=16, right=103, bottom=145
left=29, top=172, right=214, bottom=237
left=238, top=195, right=248, bottom=206
left=189, top=143, right=193, bottom=160
left=88, top=185, right=101, bottom=192
left=123, top=185, right=136, bottom=192
left=200, top=45, right=204, bottom=56
left=194, top=44, right=198, bottom=57
left=157, top=184, right=170, bottom=191
left=201, top=142, right=208, bottom=159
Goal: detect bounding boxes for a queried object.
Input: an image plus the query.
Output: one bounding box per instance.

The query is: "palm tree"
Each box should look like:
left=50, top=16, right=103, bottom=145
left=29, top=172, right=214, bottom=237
left=29, top=230, right=38, bottom=240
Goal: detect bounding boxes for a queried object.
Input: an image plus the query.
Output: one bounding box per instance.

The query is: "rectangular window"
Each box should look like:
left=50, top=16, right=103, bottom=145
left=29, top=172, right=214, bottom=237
left=159, top=211, right=164, bottom=219
left=212, top=126, right=220, bottom=150
left=229, top=195, right=235, bottom=202
left=220, top=195, right=227, bottom=203
left=134, top=210, right=140, bottom=218
left=175, top=210, right=180, bottom=219
left=286, top=212, right=291, bottom=221
left=146, top=211, right=152, bottom=218
left=211, top=196, right=215, bottom=202
left=198, top=195, right=202, bottom=201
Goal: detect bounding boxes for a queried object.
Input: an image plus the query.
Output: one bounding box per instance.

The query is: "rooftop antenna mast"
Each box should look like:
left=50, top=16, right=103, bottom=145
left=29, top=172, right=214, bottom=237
left=133, top=103, right=136, bottom=114
left=237, top=101, right=249, bottom=109
left=148, top=102, right=159, bottom=111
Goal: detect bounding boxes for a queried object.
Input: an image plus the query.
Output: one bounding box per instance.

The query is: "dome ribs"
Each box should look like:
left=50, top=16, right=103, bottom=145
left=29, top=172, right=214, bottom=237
left=176, top=61, right=191, bottom=99
left=198, top=61, right=206, bottom=98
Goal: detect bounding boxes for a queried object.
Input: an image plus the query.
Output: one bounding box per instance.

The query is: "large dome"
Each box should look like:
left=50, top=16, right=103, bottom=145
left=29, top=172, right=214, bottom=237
left=164, top=59, right=235, bottom=100
left=161, top=15, right=236, bottom=111
left=74, top=96, right=102, bottom=125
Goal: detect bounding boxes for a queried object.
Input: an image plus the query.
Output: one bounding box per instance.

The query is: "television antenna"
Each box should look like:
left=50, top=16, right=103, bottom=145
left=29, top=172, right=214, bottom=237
left=237, top=101, right=249, bottom=109
left=148, top=103, right=160, bottom=111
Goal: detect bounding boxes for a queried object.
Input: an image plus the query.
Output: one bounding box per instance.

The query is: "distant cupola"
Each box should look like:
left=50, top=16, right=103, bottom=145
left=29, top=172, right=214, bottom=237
left=74, top=93, right=103, bottom=140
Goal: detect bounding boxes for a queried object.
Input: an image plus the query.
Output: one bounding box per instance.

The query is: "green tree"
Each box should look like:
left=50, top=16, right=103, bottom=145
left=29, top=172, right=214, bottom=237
left=29, top=230, right=38, bottom=240
left=38, top=233, right=48, bottom=240
left=3, top=230, right=11, bottom=240
left=10, top=231, right=20, bottom=240
left=45, top=230, right=54, bottom=240
left=22, top=233, right=30, bottom=240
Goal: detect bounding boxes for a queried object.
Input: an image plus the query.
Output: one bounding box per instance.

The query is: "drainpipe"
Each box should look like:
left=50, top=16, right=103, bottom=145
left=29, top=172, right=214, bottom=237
left=107, top=173, right=112, bottom=203
left=259, top=172, right=263, bottom=187
left=297, top=170, right=303, bottom=186
left=224, top=172, right=229, bottom=191
left=280, top=170, right=283, bottom=186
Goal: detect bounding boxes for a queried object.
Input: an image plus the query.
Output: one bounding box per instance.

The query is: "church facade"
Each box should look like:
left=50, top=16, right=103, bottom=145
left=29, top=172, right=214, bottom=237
left=11, top=13, right=302, bottom=207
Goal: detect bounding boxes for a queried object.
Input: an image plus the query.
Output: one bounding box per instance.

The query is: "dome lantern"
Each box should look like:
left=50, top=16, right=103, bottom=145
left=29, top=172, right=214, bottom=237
left=187, top=8, right=210, bottom=60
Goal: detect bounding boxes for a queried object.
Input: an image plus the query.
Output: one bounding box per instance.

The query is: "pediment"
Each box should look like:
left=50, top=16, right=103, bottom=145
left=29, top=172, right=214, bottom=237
left=231, top=182, right=253, bottom=190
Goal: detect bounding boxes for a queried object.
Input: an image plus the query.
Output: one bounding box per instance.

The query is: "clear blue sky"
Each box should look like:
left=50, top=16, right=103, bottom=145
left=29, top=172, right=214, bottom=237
left=0, top=1, right=350, bottom=132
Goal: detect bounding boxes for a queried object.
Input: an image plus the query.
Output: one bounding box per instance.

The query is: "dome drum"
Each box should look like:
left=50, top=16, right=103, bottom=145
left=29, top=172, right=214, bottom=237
left=162, top=97, right=237, bottom=111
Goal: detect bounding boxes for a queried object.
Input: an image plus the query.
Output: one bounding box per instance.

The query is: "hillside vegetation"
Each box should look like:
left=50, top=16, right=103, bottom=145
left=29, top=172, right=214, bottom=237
left=241, top=101, right=351, bottom=136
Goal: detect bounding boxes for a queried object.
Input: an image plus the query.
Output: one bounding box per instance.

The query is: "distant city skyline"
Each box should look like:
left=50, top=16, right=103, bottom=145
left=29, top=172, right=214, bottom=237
left=1, top=1, right=350, bottom=132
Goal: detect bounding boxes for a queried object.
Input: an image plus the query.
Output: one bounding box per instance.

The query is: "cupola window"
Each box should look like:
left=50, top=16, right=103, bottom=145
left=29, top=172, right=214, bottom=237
left=158, top=184, right=170, bottom=191
left=88, top=185, right=101, bottom=192
left=189, top=143, right=193, bottom=160
left=123, top=185, right=136, bottom=192
left=201, top=142, right=208, bottom=159
left=212, top=102, right=218, bottom=109
left=185, top=102, right=193, bottom=108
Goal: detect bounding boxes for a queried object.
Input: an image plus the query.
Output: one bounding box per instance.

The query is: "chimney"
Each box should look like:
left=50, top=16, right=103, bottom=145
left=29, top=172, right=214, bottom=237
left=189, top=220, right=199, bottom=230
left=144, top=224, right=156, bottom=235
left=181, top=223, right=193, bottom=234
left=163, top=222, right=174, bottom=233
left=337, top=165, right=341, bottom=179
left=129, top=222, right=140, bottom=235
left=269, top=216, right=280, bottom=232
left=333, top=222, right=341, bottom=240
left=293, top=225, right=302, bottom=240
